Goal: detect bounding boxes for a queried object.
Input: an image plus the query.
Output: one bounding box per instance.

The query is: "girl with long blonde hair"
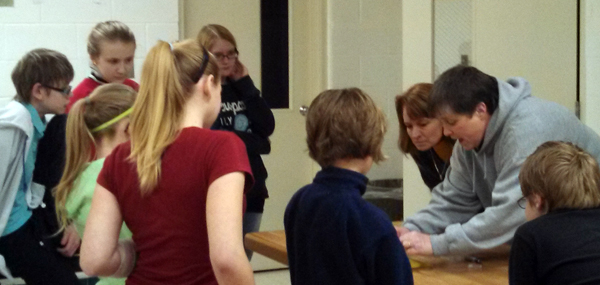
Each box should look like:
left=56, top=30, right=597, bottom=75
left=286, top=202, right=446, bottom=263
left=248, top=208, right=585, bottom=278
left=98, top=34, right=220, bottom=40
left=80, top=39, right=255, bottom=285
left=55, top=83, right=135, bottom=285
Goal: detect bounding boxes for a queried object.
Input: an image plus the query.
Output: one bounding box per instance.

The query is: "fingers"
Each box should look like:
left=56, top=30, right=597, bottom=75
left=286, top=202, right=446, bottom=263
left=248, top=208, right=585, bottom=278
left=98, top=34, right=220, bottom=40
left=230, top=61, right=249, bottom=81
left=58, top=243, right=77, bottom=257
left=59, top=235, right=80, bottom=257
left=405, top=247, right=420, bottom=256
left=399, top=232, right=433, bottom=256
left=58, top=226, right=81, bottom=257
left=400, top=235, right=414, bottom=252
left=395, top=226, right=410, bottom=237
left=401, top=238, right=421, bottom=256
left=235, top=61, right=248, bottom=77
left=236, top=60, right=244, bottom=68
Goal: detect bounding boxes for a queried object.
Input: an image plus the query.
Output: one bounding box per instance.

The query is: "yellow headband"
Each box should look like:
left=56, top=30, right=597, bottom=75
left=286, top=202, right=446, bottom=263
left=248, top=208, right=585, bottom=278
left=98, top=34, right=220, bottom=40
left=91, top=108, right=133, bottom=133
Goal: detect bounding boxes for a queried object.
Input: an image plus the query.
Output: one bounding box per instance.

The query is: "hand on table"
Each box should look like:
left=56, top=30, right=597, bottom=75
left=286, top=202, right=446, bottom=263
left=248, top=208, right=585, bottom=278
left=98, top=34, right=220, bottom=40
left=399, top=230, right=433, bottom=256
left=57, top=224, right=80, bottom=257
left=395, top=225, right=410, bottom=237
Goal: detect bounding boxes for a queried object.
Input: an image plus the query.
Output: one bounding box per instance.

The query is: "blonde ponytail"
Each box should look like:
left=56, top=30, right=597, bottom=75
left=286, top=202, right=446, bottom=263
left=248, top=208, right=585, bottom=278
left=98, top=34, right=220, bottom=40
left=129, top=39, right=219, bottom=194
left=54, top=84, right=135, bottom=231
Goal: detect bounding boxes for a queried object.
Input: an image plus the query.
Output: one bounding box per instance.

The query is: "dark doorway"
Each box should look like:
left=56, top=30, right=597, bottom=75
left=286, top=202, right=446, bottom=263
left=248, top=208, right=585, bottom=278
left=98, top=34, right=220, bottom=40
left=261, top=0, right=289, bottom=109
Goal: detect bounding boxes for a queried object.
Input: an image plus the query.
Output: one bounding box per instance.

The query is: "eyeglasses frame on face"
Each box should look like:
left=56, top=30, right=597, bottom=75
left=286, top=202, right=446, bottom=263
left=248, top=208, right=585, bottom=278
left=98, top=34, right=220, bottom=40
left=213, top=48, right=239, bottom=62
left=517, top=196, right=528, bottom=209
left=42, top=84, right=72, bottom=97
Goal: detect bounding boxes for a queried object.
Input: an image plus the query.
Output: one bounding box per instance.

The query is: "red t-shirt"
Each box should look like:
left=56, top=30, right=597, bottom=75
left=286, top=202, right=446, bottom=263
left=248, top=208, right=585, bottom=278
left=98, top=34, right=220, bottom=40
left=67, top=77, right=139, bottom=112
left=97, top=127, right=253, bottom=285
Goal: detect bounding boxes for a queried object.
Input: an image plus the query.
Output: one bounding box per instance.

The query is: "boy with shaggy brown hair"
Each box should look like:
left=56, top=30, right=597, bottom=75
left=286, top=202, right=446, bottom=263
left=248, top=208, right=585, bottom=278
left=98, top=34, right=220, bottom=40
left=509, top=141, right=600, bottom=285
left=284, top=88, right=413, bottom=285
left=0, top=48, right=78, bottom=284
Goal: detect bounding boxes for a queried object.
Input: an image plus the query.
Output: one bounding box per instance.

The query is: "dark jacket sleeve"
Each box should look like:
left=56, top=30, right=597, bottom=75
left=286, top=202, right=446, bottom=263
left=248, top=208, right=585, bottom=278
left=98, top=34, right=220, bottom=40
left=509, top=226, right=540, bottom=285
left=33, top=114, right=67, bottom=190
left=234, top=131, right=271, bottom=155
left=32, top=114, right=68, bottom=248
left=229, top=76, right=275, bottom=139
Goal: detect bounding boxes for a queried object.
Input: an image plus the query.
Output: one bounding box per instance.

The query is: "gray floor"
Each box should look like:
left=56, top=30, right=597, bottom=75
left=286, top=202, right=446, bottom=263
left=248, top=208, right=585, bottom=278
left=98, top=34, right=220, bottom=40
left=254, top=269, right=291, bottom=285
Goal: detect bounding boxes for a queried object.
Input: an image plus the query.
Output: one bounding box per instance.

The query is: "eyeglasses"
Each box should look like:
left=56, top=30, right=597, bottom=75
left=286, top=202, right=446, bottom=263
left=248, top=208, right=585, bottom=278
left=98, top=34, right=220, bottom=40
left=42, top=84, right=72, bottom=97
left=213, top=50, right=238, bottom=62
left=517, top=196, right=528, bottom=209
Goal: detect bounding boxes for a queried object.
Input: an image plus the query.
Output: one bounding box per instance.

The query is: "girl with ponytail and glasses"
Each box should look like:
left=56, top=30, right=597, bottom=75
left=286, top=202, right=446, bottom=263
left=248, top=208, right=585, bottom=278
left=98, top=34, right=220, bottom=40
left=80, top=40, right=255, bottom=285
left=55, top=83, right=135, bottom=285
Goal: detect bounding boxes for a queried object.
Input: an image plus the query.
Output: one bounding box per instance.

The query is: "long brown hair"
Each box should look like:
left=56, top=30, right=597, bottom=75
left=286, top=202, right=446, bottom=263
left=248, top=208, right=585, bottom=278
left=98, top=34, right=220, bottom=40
left=55, top=83, right=136, bottom=231
left=128, top=40, right=220, bottom=194
left=395, top=83, right=454, bottom=157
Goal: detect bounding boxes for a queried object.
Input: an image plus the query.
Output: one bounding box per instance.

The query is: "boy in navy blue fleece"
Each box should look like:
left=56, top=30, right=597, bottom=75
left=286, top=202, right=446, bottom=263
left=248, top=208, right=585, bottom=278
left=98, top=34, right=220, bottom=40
left=284, top=88, right=413, bottom=285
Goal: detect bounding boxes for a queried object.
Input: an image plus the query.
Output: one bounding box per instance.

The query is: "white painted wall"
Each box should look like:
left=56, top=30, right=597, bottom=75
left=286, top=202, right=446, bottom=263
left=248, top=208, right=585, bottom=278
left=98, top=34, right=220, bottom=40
left=434, top=0, right=472, bottom=77
left=581, top=0, right=600, bottom=134
left=327, top=0, right=403, bottom=182
left=0, top=0, right=179, bottom=107
left=401, top=0, right=434, bottom=218
left=472, top=0, right=577, bottom=112
left=180, top=0, right=261, bottom=88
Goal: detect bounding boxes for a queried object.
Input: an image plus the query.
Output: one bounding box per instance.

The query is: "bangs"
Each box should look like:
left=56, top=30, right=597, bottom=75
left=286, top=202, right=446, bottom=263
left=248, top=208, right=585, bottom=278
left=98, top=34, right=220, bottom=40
left=401, top=96, right=430, bottom=120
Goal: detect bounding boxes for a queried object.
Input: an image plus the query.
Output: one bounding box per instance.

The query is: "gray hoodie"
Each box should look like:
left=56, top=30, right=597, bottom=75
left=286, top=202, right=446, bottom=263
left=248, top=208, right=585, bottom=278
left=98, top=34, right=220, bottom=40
left=403, top=77, right=600, bottom=255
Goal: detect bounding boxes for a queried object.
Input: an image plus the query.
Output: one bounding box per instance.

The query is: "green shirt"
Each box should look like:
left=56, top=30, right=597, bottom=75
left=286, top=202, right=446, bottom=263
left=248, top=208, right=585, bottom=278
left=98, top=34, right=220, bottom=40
left=67, top=158, right=132, bottom=285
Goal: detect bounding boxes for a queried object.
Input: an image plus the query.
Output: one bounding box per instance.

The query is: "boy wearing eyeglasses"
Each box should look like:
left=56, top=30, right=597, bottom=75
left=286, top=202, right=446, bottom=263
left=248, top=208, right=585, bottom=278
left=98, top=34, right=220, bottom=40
left=509, top=141, right=600, bottom=285
left=0, top=48, right=79, bottom=284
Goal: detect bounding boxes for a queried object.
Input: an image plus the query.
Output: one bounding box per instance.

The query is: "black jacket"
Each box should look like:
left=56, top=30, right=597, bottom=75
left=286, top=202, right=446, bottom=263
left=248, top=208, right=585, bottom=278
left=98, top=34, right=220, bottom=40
left=211, top=76, right=275, bottom=211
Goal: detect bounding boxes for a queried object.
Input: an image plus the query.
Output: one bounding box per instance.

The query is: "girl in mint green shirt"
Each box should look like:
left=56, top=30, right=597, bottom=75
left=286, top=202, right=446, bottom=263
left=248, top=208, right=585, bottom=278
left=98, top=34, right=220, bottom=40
left=55, top=83, right=135, bottom=285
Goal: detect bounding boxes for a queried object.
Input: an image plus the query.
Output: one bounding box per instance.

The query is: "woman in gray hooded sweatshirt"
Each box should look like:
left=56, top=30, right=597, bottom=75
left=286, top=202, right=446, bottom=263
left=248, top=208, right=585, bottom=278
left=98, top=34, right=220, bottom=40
left=397, top=65, right=600, bottom=256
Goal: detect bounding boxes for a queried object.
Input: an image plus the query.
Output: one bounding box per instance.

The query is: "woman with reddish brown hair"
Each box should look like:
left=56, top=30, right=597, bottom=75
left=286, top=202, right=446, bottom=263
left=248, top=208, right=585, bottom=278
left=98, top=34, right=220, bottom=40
left=396, top=83, right=455, bottom=190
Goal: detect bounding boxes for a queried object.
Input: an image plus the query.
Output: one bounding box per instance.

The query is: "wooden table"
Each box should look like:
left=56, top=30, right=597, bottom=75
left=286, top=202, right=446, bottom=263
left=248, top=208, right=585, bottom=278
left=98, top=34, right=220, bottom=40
left=245, top=230, right=510, bottom=284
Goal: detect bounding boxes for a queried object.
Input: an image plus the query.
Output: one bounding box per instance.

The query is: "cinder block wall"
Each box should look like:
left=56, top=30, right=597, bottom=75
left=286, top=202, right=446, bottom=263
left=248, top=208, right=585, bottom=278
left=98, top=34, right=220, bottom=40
left=0, top=0, right=179, bottom=107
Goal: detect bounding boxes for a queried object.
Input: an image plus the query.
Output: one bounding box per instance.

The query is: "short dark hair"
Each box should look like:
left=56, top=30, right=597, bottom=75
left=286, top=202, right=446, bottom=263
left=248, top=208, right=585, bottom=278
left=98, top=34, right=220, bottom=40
left=12, top=48, right=74, bottom=103
left=306, top=88, right=387, bottom=167
left=430, top=65, right=499, bottom=116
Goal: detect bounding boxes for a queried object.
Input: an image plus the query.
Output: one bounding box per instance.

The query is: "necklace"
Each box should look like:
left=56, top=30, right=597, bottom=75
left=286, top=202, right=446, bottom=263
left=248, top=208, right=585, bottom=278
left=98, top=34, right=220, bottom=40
left=431, top=149, right=443, bottom=181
